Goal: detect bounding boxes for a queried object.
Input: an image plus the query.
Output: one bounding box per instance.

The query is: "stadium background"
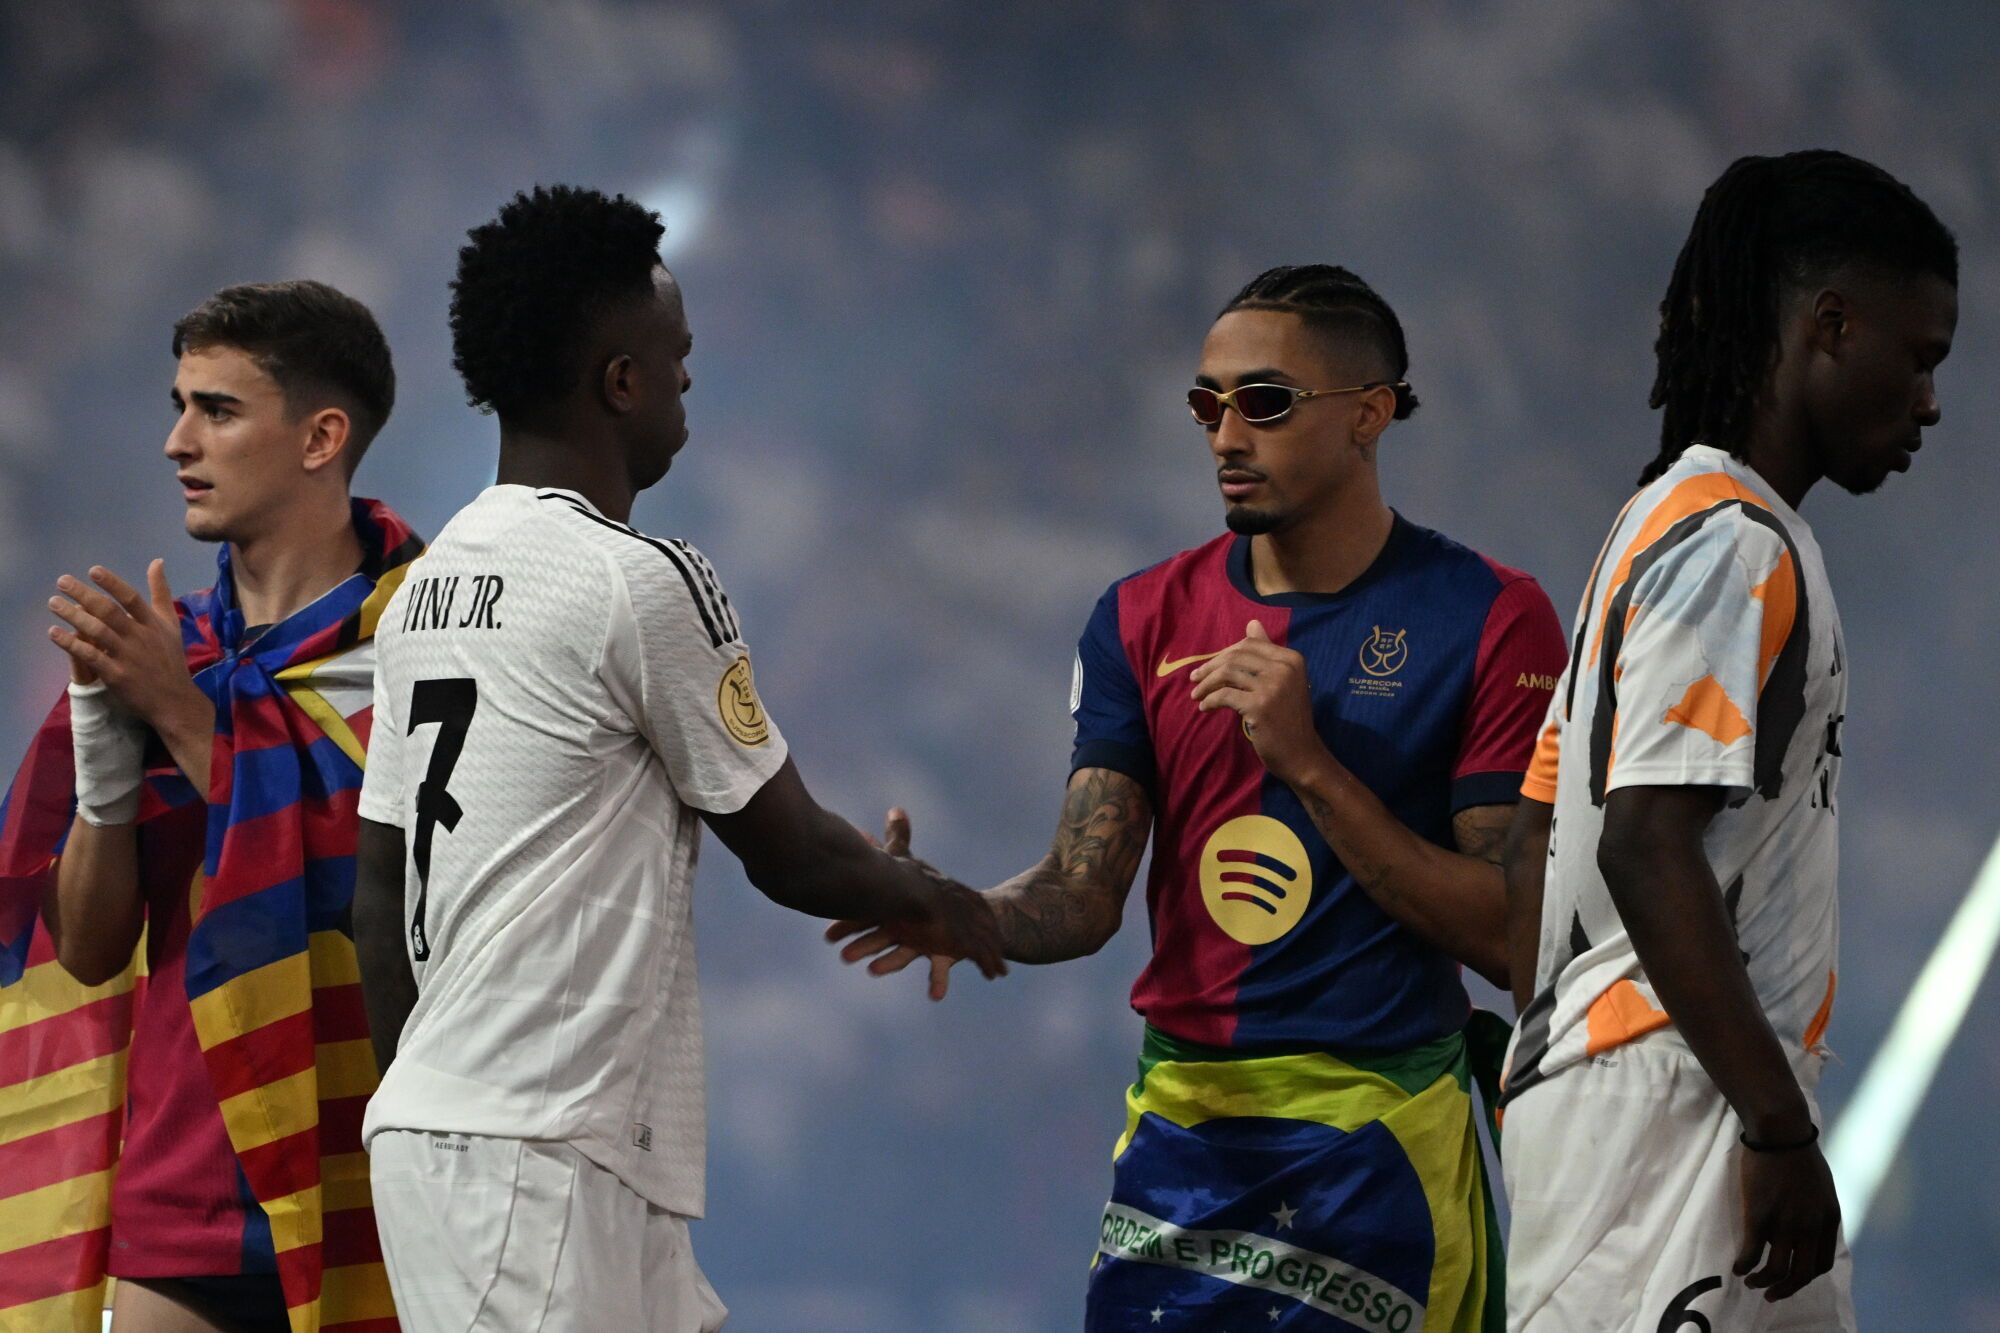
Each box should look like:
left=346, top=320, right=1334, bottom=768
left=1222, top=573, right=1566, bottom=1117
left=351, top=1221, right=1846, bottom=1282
left=1, top=2, right=1996, bottom=1327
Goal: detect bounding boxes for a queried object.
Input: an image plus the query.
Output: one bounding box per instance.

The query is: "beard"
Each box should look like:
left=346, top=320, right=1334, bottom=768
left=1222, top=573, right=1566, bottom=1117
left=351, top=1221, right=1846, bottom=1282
left=1224, top=503, right=1284, bottom=536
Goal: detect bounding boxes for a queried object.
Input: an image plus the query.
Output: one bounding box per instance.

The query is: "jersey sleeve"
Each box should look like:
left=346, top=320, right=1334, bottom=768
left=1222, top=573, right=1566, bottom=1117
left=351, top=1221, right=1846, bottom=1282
left=1068, top=581, right=1154, bottom=790
left=1603, top=513, right=1792, bottom=799
left=602, top=541, right=789, bottom=815
left=357, top=639, right=406, bottom=827
left=1518, top=668, right=1566, bottom=805
left=1452, top=574, right=1568, bottom=810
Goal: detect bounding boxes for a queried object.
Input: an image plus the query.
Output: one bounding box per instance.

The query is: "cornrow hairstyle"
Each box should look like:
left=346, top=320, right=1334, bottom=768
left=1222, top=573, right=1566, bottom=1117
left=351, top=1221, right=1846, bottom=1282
left=1221, top=264, right=1419, bottom=420
left=1643, top=149, right=1957, bottom=485
left=172, top=280, right=396, bottom=470
left=451, top=185, right=667, bottom=420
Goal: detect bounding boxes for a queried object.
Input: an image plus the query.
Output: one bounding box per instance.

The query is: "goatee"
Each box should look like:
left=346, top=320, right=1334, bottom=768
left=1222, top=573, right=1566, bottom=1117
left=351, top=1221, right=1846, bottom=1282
left=1224, top=505, right=1282, bottom=536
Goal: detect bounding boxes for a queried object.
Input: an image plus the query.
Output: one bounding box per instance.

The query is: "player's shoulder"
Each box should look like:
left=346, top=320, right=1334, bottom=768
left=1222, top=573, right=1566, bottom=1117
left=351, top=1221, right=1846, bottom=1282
left=1101, top=532, right=1236, bottom=613
left=1396, top=516, right=1553, bottom=615
left=1629, top=448, right=1800, bottom=552
left=532, top=491, right=741, bottom=647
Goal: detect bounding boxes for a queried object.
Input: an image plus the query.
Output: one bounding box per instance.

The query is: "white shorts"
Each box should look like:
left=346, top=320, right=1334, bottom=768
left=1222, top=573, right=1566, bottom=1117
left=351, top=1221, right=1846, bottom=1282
left=370, top=1131, right=727, bottom=1333
left=1501, top=1039, right=1855, bottom=1333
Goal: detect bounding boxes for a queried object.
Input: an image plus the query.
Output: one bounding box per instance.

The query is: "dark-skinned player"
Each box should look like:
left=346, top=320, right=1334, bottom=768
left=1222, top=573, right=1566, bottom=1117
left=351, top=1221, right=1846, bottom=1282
left=1499, top=150, right=1957, bottom=1332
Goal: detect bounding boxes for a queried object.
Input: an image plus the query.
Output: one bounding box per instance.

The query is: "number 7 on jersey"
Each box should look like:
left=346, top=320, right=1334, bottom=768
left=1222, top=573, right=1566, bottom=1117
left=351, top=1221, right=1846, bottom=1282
left=406, top=677, right=478, bottom=961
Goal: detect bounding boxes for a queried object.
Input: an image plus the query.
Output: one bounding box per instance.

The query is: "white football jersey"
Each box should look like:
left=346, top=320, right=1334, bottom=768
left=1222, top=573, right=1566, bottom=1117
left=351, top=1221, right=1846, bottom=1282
left=1503, top=446, right=1845, bottom=1106
left=357, top=485, right=787, bottom=1215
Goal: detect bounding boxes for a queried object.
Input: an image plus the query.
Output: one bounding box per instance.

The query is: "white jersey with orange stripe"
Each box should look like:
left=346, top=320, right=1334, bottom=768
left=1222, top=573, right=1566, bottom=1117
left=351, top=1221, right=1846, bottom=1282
left=1502, top=445, right=1845, bottom=1106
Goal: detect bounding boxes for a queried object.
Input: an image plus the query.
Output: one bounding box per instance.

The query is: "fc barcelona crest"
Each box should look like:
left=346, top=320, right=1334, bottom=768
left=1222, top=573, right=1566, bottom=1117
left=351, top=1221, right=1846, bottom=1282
left=1358, top=626, right=1410, bottom=678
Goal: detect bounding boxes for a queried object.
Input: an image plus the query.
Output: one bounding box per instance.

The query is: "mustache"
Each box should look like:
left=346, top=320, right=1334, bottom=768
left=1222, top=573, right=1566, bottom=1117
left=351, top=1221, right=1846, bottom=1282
left=1218, top=465, right=1269, bottom=481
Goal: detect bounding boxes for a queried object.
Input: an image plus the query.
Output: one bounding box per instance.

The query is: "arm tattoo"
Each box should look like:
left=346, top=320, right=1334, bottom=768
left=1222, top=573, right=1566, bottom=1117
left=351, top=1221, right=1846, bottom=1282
left=1299, top=790, right=1399, bottom=894
left=990, top=768, right=1152, bottom=963
left=1452, top=804, right=1512, bottom=866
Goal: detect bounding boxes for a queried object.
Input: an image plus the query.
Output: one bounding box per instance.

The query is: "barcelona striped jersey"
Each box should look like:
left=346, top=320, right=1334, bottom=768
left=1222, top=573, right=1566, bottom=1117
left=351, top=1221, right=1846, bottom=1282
left=1071, top=515, right=1566, bottom=1054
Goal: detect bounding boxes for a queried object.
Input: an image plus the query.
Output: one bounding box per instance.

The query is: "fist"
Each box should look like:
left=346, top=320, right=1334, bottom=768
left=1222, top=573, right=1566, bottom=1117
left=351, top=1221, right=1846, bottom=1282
left=1189, top=620, right=1328, bottom=786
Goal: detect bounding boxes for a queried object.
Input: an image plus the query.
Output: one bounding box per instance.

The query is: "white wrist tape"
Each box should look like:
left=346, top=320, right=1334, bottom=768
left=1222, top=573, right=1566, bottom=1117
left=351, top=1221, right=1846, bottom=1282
left=69, top=680, right=148, bottom=826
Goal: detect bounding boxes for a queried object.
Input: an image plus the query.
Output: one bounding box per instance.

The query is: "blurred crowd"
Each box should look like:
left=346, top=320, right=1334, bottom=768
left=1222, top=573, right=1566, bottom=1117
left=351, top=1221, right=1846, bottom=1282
left=3, top=1, right=1997, bottom=1327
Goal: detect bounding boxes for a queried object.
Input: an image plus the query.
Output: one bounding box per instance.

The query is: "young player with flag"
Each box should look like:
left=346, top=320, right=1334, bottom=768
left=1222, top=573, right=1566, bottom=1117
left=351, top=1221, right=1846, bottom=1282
left=0, top=281, right=411, bottom=1332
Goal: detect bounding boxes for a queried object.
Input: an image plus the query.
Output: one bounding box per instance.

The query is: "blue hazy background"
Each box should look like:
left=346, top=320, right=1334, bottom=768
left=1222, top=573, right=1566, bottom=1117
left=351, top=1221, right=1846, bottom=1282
left=2, top=2, right=1996, bottom=1327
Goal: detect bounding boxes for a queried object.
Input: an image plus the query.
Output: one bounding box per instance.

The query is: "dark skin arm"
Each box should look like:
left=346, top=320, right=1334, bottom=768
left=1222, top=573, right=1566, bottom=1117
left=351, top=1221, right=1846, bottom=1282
left=828, top=765, right=1153, bottom=986
left=1190, top=620, right=1511, bottom=988
left=1600, top=785, right=1838, bottom=1304
left=1502, top=797, right=1554, bottom=1015
left=354, top=816, right=418, bottom=1074
left=704, top=758, right=1006, bottom=999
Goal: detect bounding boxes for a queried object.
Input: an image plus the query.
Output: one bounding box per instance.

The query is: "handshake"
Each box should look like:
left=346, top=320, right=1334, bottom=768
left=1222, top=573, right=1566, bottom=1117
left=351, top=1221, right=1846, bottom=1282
left=823, top=807, right=1009, bottom=1001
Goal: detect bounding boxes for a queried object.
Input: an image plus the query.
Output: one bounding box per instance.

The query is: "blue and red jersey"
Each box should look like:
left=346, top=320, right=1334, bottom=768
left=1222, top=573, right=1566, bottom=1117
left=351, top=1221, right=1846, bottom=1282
left=1072, top=515, right=1566, bottom=1054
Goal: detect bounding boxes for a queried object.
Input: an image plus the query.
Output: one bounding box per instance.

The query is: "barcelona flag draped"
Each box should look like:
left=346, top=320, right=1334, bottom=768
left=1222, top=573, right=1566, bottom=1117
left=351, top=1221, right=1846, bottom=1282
left=0, top=498, right=420, bottom=1332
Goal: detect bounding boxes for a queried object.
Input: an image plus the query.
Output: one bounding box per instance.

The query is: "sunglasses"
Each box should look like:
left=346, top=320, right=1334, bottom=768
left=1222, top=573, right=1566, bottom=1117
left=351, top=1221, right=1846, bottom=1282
left=1187, top=380, right=1402, bottom=427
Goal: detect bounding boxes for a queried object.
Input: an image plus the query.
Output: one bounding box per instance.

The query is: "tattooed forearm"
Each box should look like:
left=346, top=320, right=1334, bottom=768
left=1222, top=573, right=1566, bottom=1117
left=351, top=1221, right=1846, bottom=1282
left=1286, top=764, right=1512, bottom=987
left=1452, top=804, right=1512, bottom=867
left=1302, top=790, right=1395, bottom=897
left=987, top=767, right=1152, bottom=963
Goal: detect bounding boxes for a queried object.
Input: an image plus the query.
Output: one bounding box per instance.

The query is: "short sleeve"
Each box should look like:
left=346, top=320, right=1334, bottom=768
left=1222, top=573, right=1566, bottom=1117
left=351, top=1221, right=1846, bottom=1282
left=1518, top=672, right=1566, bottom=805
left=1452, top=575, right=1568, bottom=811
left=1068, top=582, right=1154, bottom=790
left=357, top=643, right=407, bottom=826
left=1603, top=514, right=1793, bottom=799
left=601, top=541, right=788, bottom=815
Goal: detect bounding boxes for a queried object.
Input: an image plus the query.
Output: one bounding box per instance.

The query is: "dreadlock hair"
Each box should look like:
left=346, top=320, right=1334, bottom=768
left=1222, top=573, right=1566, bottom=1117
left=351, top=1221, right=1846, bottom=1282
left=450, top=185, right=667, bottom=421
left=1643, top=150, right=1957, bottom=485
left=1221, top=265, right=1419, bottom=420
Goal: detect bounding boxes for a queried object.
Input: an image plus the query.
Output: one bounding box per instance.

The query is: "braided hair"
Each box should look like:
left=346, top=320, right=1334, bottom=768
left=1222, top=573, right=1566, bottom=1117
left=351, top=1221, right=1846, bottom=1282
left=1221, top=265, right=1420, bottom=419
left=1642, top=150, right=1957, bottom=485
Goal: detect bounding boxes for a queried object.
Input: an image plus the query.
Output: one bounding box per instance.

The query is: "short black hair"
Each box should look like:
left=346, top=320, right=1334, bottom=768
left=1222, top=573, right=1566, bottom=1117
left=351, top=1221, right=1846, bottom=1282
left=1643, top=149, right=1958, bottom=485
left=172, top=280, right=396, bottom=469
left=1221, top=265, right=1419, bottom=420
left=450, top=185, right=667, bottom=420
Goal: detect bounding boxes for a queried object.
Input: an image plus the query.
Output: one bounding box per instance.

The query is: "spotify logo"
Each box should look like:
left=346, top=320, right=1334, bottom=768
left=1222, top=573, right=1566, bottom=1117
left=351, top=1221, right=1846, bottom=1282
left=1199, top=815, right=1313, bottom=945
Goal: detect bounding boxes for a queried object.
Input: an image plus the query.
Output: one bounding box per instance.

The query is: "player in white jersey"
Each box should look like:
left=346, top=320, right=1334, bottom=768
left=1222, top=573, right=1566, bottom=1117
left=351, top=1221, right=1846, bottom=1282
left=1497, top=151, right=1958, bottom=1332
left=350, top=186, right=1005, bottom=1333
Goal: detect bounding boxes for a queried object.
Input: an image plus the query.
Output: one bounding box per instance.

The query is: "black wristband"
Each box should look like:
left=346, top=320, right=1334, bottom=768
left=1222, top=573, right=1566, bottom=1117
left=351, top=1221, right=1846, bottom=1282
left=1739, top=1123, right=1820, bottom=1153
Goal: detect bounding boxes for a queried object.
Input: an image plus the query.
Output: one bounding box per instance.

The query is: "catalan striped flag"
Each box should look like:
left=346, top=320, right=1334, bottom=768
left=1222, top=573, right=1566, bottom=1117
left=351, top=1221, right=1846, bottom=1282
left=0, top=499, right=420, bottom=1333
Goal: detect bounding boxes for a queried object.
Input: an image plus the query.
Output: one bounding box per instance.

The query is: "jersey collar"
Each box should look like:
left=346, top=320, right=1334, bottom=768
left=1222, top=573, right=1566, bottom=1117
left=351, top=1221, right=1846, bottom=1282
left=1225, top=510, right=1413, bottom=607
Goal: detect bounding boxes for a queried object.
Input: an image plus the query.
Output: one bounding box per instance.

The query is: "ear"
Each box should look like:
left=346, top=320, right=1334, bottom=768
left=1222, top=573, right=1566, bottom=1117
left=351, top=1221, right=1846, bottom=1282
left=1351, top=381, right=1398, bottom=449
left=601, top=353, right=638, bottom=415
left=1808, top=288, right=1851, bottom=358
left=299, top=407, right=353, bottom=475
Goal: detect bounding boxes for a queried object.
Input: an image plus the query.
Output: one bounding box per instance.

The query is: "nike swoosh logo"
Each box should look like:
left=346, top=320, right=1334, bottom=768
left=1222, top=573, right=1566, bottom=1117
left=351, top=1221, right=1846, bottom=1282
left=1156, top=650, right=1224, bottom=677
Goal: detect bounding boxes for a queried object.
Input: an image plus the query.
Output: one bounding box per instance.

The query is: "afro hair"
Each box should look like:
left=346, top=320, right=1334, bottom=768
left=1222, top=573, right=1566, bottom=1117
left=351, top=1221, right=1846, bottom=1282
left=450, top=185, right=667, bottom=419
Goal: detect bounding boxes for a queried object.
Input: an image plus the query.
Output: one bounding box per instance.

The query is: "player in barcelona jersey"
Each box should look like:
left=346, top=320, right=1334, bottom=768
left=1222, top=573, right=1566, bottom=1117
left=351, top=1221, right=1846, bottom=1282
left=1499, top=152, right=1957, bottom=1331
left=834, top=265, right=1568, bottom=1331
left=350, top=186, right=1004, bottom=1333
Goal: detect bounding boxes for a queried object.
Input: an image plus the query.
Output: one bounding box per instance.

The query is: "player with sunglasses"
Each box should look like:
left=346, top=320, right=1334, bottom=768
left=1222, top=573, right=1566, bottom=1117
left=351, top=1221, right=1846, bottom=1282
left=832, top=264, right=1566, bottom=1329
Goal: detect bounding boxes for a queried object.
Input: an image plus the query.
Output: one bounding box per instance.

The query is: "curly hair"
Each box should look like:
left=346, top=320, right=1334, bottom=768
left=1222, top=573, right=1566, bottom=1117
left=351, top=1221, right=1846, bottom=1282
left=173, top=280, right=395, bottom=468
left=1221, top=265, right=1420, bottom=420
left=450, top=185, right=667, bottom=419
left=1642, top=150, right=1957, bottom=485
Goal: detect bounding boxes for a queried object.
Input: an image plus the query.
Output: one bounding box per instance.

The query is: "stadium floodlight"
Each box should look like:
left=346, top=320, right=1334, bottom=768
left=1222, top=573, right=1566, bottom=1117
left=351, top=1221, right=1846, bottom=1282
left=1827, top=828, right=2000, bottom=1242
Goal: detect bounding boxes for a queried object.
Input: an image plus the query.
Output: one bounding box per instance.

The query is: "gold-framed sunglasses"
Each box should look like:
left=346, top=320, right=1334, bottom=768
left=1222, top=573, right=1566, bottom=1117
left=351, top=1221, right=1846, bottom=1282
left=1187, top=380, right=1406, bottom=427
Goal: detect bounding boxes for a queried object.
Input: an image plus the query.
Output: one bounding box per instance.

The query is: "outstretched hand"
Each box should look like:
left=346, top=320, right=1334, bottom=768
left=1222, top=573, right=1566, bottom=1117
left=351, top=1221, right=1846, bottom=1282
left=825, top=806, right=1007, bottom=1001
